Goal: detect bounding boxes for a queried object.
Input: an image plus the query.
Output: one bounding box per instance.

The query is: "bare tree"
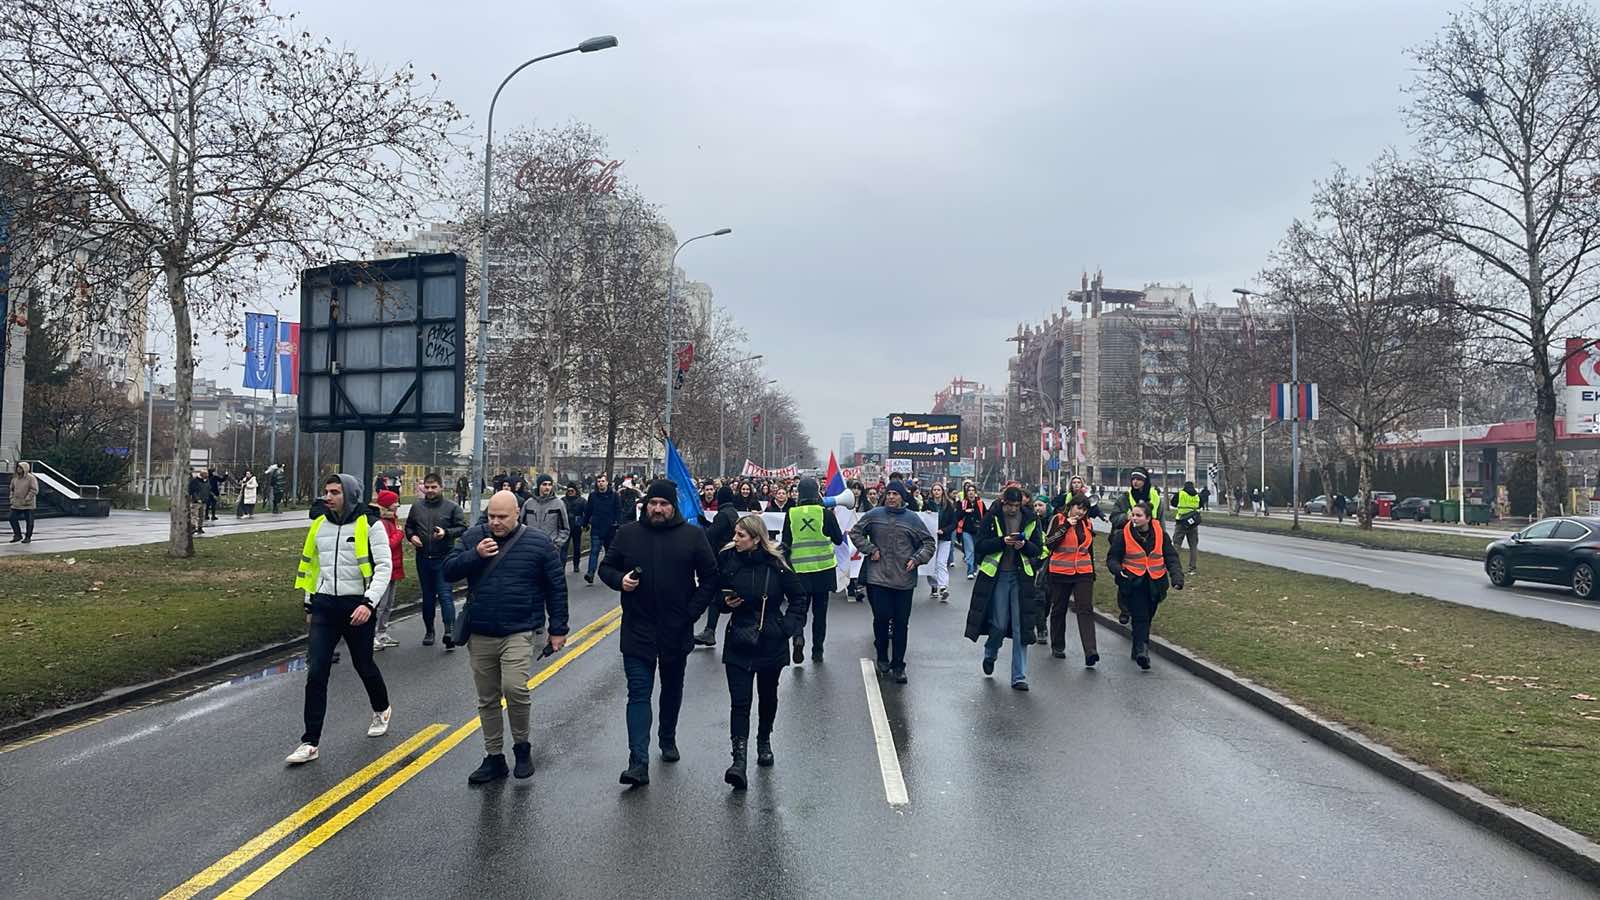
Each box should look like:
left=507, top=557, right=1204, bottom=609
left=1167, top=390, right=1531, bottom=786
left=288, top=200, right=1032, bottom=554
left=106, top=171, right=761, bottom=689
left=1403, top=0, right=1600, bottom=515
left=1265, top=162, right=1462, bottom=529
left=474, top=124, right=621, bottom=476
left=572, top=187, right=670, bottom=477
left=0, top=0, right=459, bottom=555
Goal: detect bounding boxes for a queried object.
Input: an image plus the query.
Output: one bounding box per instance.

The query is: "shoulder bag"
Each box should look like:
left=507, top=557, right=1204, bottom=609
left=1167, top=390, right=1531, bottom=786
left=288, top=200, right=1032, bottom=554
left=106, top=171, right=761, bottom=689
left=451, top=524, right=527, bottom=646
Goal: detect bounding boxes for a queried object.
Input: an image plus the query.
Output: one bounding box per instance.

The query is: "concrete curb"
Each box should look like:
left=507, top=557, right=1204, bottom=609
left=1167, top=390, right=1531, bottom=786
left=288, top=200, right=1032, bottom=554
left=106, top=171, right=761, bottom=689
left=1202, top=518, right=1485, bottom=561
left=0, top=594, right=443, bottom=745
left=1093, top=610, right=1600, bottom=885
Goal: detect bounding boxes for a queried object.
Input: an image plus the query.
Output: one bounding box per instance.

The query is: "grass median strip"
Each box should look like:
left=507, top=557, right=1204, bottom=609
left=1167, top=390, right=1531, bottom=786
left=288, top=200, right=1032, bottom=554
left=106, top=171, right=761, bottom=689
left=0, top=530, right=420, bottom=725
left=1205, top=513, right=1496, bottom=559
left=1090, top=548, right=1600, bottom=841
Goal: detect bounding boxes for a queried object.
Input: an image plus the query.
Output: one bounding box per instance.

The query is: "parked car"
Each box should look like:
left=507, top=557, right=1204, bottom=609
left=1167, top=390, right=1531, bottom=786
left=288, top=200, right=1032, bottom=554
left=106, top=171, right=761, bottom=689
left=1390, top=497, right=1436, bottom=521
left=1304, top=495, right=1330, bottom=514
left=1484, top=516, right=1600, bottom=600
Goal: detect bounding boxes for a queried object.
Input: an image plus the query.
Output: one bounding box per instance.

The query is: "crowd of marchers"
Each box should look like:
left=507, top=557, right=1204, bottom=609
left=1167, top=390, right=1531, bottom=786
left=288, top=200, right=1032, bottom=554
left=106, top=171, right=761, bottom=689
left=284, top=464, right=1201, bottom=791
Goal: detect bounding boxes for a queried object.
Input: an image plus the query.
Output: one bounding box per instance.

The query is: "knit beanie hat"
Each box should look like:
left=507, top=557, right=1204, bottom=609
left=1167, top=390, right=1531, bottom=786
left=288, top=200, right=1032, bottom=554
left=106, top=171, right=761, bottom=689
left=644, top=479, right=678, bottom=508
left=536, top=473, right=554, bottom=488
left=1130, top=467, right=1151, bottom=483
left=884, top=480, right=912, bottom=505
left=374, top=489, right=400, bottom=508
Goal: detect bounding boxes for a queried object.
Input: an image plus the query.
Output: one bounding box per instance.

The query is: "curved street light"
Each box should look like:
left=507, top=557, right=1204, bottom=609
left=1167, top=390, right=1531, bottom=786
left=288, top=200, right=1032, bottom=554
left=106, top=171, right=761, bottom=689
left=662, top=228, right=733, bottom=442
left=471, top=36, right=618, bottom=518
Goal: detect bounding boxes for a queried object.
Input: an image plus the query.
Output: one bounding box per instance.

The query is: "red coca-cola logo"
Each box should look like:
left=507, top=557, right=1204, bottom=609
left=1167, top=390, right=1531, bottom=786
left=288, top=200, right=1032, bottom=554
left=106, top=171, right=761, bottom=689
left=513, top=158, right=623, bottom=195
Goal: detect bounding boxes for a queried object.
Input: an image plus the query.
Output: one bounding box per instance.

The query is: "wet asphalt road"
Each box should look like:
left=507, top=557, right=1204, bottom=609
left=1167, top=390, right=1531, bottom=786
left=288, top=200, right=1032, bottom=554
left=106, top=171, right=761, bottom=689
left=0, top=568, right=1591, bottom=899
left=1201, top=526, right=1600, bottom=631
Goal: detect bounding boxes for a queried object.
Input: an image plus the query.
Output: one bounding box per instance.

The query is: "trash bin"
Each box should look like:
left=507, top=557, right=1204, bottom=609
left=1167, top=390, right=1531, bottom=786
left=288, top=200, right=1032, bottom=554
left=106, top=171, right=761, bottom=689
left=1431, top=500, right=1448, bottom=522
left=1375, top=497, right=1395, bottom=519
left=1437, top=499, right=1461, bottom=523
left=1463, top=502, right=1491, bottom=525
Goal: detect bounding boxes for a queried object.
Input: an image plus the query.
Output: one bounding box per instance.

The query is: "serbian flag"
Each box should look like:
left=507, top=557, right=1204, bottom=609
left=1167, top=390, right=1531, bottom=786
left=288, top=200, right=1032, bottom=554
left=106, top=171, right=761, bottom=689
left=277, top=321, right=300, bottom=395
left=824, top=451, right=847, bottom=497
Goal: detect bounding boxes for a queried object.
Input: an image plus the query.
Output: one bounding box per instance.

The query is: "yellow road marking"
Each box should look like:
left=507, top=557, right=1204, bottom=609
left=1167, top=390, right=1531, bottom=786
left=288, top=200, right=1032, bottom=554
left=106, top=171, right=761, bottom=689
left=158, top=723, right=447, bottom=900
left=218, top=613, right=623, bottom=898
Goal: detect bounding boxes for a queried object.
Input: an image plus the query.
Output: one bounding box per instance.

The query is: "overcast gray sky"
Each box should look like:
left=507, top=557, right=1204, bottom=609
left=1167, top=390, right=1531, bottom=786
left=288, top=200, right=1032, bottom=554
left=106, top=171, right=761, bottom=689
left=178, top=0, right=1459, bottom=464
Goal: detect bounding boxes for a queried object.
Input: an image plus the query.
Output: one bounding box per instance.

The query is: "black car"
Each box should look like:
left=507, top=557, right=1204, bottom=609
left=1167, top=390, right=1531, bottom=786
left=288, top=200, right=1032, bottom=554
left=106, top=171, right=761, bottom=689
left=1484, top=516, right=1600, bottom=600
left=1390, top=497, right=1436, bottom=521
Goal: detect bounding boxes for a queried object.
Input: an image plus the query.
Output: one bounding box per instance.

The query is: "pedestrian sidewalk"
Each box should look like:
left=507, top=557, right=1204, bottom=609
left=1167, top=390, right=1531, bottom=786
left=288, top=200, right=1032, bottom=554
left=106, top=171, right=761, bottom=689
left=1, top=509, right=314, bottom=555
left=1255, top=511, right=1516, bottom=540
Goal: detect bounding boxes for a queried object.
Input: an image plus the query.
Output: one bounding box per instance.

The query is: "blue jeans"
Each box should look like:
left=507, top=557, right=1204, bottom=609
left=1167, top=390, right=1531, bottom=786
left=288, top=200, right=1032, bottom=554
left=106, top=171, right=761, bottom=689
left=586, top=528, right=613, bottom=577
left=623, top=653, right=687, bottom=765
left=416, top=556, right=454, bottom=634
left=983, top=571, right=1027, bottom=684
left=962, top=532, right=978, bottom=576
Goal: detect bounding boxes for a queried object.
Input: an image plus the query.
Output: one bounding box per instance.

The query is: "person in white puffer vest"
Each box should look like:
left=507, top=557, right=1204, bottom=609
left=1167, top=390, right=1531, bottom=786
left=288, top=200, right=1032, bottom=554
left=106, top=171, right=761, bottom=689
left=284, top=473, right=394, bottom=766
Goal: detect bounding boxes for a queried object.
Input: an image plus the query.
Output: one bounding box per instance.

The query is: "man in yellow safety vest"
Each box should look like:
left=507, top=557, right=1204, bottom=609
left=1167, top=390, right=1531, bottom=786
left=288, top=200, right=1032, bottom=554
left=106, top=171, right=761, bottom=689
left=285, top=473, right=395, bottom=767
left=1172, top=479, right=1202, bottom=575
left=781, top=477, right=845, bottom=665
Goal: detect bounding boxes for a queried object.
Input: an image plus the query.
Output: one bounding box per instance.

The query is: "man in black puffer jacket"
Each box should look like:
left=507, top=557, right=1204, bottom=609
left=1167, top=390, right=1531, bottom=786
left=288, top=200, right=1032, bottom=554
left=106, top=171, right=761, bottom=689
left=600, top=479, right=719, bottom=787
left=444, top=491, right=569, bottom=785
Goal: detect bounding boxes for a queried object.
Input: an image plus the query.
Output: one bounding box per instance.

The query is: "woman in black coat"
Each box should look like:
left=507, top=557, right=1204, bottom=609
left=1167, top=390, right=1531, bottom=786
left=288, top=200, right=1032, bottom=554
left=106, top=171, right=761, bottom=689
left=694, top=486, right=744, bottom=647
left=716, top=514, right=808, bottom=791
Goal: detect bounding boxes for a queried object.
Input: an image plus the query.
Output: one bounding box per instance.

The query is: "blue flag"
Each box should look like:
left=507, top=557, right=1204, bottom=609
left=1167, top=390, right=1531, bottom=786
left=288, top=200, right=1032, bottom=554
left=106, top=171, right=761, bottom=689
left=243, top=312, right=278, bottom=390
left=665, top=439, right=704, bottom=527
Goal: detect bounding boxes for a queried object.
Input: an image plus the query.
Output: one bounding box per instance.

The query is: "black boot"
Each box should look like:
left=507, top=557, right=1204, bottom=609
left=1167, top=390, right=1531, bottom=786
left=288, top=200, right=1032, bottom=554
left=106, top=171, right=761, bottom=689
left=724, top=738, right=748, bottom=790
left=756, top=737, right=774, bottom=768
left=620, top=759, right=649, bottom=786
left=468, top=753, right=509, bottom=785
left=660, top=742, right=681, bottom=763
left=1133, top=643, right=1151, bottom=670
left=512, top=742, right=534, bottom=779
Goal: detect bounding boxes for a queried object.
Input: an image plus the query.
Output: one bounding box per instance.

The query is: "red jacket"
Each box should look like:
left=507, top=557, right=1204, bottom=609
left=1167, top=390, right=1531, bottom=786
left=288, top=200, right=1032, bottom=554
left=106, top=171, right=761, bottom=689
left=382, top=517, right=405, bottom=582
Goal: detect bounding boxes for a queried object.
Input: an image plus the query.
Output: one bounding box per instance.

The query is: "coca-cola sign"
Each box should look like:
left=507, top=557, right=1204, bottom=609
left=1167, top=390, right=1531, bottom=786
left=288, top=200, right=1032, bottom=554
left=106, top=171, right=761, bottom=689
left=513, top=158, right=623, bottom=195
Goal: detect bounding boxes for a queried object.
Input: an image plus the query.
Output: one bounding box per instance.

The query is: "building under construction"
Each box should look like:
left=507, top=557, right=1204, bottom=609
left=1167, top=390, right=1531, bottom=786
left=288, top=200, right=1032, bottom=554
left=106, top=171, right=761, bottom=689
left=1005, top=272, right=1266, bottom=492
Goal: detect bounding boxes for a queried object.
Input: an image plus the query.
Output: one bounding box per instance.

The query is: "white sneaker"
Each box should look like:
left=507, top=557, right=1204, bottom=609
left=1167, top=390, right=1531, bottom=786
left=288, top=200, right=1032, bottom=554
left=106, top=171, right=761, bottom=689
left=376, top=633, right=399, bottom=648
left=966, top=573, right=975, bottom=581
left=285, top=743, right=319, bottom=765
left=367, top=707, right=392, bottom=737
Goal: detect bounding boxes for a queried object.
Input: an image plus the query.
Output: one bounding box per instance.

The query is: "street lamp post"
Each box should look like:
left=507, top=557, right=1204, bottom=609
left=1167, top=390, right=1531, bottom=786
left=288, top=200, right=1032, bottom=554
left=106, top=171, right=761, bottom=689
left=142, top=352, right=158, bottom=510
left=718, top=354, right=763, bottom=476
left=471, top=35, right=618, bottom=521
left=661, top=228, right=732, bottom=465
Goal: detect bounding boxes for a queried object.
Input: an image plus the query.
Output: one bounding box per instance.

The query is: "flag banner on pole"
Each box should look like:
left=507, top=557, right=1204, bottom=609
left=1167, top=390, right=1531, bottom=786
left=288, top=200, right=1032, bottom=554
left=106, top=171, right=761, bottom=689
left=666, top=439, right=703, bottom=527
left=1041, top=426, right=1054, bottom=452
left=1297, top=383, right=1319, bottom=421
left=1269, top=383, right=1290, bottom=420
left=243, top=312, right=278, bottom=389
left=1075, top=427, right=1087, bottom=464
left=741, top=460, right=799, bottom=479
left=1059, top=424, right=1070, bottom=453
left=1270, top=383, right=1320, bottom=421
left=276, top=321, right=300, bottom=395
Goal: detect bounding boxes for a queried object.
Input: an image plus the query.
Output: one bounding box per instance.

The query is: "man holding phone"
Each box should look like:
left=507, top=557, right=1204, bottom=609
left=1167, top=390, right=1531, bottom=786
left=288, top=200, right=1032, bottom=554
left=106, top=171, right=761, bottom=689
left=965, top=485, right=1045, bottom=690
left=405, top=472, right=468, bottom=648
left=444, top=491, right=569, bottom=784
left=599, top=480, right=719, bottom=787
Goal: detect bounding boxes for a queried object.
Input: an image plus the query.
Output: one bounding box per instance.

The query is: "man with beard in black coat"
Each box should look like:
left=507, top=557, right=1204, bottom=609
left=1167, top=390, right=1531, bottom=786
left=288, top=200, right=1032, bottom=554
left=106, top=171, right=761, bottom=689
left=600, top=480, right=719, bottom=787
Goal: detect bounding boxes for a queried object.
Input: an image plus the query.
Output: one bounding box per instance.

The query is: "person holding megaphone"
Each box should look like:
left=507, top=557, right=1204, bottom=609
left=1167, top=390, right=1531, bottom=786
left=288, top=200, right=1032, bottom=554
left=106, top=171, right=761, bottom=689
left=781, top=477, right=846, bottom=664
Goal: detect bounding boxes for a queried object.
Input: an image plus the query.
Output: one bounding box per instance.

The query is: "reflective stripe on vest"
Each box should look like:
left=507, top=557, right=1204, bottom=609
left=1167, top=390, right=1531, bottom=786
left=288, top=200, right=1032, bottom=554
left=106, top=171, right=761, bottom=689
left=294, top=515, right=374, bottom=594
left=1127, top=488, right=1162, bottom=519
left=1048, top=516, right=1094, bottom=576
left=977, top=516, right=1038, bottom=578
left=1175, top=490, right=1201, bottom=516
left=1120, top=522, right=1167, bottom=580
left=787, top=505, right=836, bottom=573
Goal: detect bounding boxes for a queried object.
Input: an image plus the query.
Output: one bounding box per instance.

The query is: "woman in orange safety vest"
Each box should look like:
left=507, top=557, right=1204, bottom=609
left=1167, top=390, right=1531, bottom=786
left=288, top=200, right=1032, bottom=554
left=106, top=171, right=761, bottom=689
left=1043, top=494, right=1100, bottom=667
left=1104, top=502, right=1183, bottom=671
